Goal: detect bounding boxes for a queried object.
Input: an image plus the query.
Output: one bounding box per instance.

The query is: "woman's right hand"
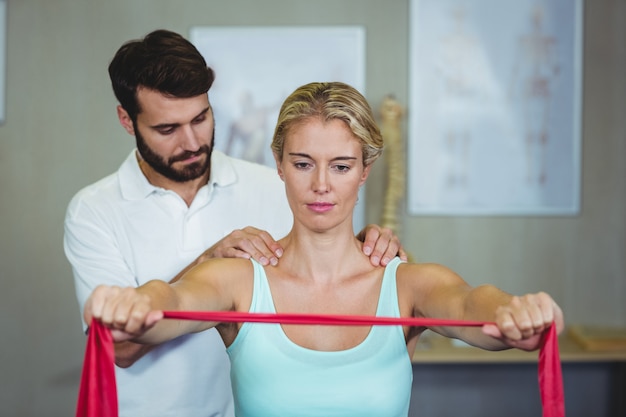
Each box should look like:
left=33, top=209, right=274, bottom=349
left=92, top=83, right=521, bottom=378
left=83, top=285, right=164, bottom=342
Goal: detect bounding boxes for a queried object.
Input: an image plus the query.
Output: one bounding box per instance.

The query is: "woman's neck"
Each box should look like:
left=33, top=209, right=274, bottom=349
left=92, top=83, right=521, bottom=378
left=278, top=223, right=369, bottom=283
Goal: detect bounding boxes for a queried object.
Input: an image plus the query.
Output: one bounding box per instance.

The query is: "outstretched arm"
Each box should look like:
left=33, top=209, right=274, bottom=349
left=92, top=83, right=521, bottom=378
left=84, top=258, right=247, bottom=346
left=404, top=263, right=564, bottom=351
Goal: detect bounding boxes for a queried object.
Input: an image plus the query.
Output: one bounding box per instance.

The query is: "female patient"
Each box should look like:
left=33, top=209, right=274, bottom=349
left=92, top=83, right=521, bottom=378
left=85, top=81, right=564, bottom=417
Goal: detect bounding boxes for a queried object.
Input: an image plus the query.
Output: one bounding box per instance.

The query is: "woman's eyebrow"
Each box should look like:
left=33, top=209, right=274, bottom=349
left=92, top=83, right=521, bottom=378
left=288, top=152, right=357, bottom=161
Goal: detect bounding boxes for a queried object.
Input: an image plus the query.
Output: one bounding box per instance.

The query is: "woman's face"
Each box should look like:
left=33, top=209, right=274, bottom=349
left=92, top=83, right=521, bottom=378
left=276, top=117, right=371, bottom=233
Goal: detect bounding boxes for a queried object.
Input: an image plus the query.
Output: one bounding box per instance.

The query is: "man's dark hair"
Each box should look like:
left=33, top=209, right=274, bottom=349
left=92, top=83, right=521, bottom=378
left=108, top=29, right=215, bottom=121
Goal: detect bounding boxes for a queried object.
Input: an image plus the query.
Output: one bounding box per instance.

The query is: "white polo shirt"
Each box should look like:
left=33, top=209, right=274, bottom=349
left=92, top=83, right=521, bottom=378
left=64, top=149, right=292, bottom=417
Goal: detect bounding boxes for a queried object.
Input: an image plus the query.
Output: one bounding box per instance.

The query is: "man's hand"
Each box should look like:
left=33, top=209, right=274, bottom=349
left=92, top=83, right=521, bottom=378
left=199, top=226, right=284, bottom=266
left=194, top=224, right=407, bottom=269
left=357, top=224, right=408, bottom=266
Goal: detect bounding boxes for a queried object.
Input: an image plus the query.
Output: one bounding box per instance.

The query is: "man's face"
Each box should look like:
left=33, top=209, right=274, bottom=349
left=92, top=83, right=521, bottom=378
left=132, top=88, right=215, bottom=183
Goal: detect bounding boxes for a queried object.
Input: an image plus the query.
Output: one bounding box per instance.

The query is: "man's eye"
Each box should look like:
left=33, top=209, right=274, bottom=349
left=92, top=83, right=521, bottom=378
left=158, top=128, right=175, bottom=135
left=192, top=115, right=206, bottom=124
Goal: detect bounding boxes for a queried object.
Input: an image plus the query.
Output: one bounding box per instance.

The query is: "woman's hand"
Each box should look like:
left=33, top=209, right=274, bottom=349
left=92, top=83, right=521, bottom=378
left=481, top=292, right=565, bottom=351
left=83, top=285, right=164, bottom=342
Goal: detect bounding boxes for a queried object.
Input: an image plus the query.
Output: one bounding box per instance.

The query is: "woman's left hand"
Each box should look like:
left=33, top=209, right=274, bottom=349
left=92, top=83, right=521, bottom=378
left=481, top=292, right=565, bottom=351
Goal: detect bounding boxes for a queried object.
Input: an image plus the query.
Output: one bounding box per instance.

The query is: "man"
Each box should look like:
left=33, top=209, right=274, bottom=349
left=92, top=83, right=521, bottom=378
left=64, top=29, right=404, bottom=417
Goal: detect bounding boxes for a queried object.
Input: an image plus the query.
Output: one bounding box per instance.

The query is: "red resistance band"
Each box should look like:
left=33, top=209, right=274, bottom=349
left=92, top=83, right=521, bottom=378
left=76, top=311, right=565, bottom=417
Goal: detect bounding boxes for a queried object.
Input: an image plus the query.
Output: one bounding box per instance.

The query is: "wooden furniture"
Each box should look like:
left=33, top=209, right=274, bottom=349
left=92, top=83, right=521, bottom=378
left=412, top=328, right=626, bottom=364
left=408, top=329, right=626, bottom=417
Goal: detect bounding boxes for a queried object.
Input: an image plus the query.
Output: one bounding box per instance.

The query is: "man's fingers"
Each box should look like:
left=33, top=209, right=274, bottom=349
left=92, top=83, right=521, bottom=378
left=243, top=228, right=283, bottom=265
left=213, top=227, right=283, bottom=266
left=378, top=234, right=402, bottom=266
left=236, top=236, right=277, bottom=266
left=368, top=227, right=399, bottom=266
left=360, top=226, right=380, bottom=257
left=358, top=224, right=405, bottom=266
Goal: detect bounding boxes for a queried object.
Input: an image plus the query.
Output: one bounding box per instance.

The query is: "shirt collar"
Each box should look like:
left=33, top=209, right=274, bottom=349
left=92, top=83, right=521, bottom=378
left=208, top=149, right=238, bottom=188
left=118, top=149, right=237, bottom=201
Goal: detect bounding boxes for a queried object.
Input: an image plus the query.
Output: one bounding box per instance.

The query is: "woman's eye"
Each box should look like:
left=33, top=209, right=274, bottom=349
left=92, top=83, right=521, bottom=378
left=334, top=165, right=350, bottom=173
left=294, top=162, right=311, bottom=169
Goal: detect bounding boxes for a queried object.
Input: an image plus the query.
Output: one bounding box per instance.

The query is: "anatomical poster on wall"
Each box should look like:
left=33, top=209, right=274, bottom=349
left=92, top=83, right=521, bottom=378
left=407, top=0, right=583, bottom=215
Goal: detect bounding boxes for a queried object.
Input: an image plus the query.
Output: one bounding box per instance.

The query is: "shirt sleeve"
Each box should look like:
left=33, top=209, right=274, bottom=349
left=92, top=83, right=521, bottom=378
left=64, top=196, right=137, bottom=330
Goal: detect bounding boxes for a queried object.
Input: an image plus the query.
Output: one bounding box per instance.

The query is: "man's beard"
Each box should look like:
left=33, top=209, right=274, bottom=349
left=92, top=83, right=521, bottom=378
left=135, top=126, right=214, bottom=183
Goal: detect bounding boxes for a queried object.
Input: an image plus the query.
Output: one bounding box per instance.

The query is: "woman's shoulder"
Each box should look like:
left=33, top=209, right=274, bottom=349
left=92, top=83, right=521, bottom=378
left=189, top=257, right=255, bottom=283
left=396, top=262, right=464, bottom=287
left=185, top=258, right=255, bottom=310
left=396, top=261, right=450, bottom=275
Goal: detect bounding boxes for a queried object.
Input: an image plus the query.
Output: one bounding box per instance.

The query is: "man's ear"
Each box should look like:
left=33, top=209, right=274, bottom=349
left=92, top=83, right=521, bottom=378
left=117, top=106, right=135, bottom=136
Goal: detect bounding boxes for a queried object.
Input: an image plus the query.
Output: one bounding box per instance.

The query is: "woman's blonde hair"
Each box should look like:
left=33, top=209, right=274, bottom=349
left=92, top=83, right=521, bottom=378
left=271, top=82, right=383, bottom=167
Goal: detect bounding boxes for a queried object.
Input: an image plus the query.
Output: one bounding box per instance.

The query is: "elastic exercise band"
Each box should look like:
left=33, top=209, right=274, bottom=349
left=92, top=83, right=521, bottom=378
left=76, top=311, right=565, bottom=417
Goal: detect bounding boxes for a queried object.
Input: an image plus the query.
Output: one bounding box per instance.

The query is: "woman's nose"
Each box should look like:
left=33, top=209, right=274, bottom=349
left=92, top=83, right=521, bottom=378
left=313, top=169, right=330, bottom=193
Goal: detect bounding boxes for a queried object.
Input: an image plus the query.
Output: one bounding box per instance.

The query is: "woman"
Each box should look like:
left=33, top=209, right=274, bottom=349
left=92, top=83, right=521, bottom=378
left=85, top=82, right=564, bottom=417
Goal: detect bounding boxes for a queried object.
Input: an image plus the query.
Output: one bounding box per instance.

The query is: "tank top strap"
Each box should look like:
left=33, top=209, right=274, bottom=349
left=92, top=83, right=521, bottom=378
left=376, top=256, right=404, bottom=317
left=248, top=258, right=276, bottom=313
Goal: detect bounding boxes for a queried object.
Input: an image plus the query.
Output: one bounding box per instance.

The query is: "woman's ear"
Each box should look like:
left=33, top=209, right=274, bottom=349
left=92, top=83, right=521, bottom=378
left=273, top=152, right=284, bottom=181
left=117, top=106, right=135, bottom=136
left=359, top=164, right=372, bottom=187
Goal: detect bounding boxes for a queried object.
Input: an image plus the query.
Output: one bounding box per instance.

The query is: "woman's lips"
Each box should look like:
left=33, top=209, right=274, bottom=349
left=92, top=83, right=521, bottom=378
left=307, top=202, right=334, bottom=213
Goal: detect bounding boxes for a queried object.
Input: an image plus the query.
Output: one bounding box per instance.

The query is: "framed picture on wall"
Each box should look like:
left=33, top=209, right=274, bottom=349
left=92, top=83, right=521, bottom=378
left=189, top=26, right=367, bottom=228
left=407, top=0, right=583, bottom=215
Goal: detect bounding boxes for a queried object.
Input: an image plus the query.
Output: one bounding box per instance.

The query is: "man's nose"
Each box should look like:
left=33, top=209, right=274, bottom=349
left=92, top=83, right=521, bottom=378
left=179, top=125, right=201, bottom=152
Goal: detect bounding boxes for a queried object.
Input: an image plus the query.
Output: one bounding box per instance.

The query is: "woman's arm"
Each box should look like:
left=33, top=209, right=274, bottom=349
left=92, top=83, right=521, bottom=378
left=83, top=258, right=251, bottom=345
left=402, top=263, right=564, bottom=351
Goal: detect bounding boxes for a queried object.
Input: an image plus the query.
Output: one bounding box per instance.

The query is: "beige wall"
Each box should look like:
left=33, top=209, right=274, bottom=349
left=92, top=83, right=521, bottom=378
left=1, top=0, right=624, bottom=415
